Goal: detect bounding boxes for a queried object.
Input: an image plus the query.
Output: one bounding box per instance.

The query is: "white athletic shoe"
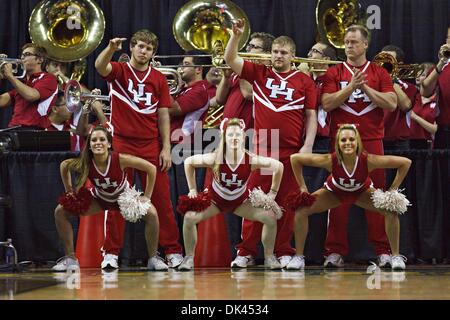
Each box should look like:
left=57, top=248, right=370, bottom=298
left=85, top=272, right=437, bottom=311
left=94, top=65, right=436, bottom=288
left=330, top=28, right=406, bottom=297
left=52, top=255, right=80, bottom=272
left=178, top=255, right=194, bottom=271
left=378, top=254, right=392, bottom=268
left=148, top=255, right=169, bottom=271
left=101, top=254, right=119, bottom=269
left=264, top=256, right=282, bottom=270
left=286, top=255, right=305, bottom=270
left=166, top=253, right=184, bottom=268
left=323, top=253, right=344, bottom=268
left=231, top=255, right=255, bottom=268
left=391, top=255, right=407, bottom=271
left=278, top=255, right=293, bottom=268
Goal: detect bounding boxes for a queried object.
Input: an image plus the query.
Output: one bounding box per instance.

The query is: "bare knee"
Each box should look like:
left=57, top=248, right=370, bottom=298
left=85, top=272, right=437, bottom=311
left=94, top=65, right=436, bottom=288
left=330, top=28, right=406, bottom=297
left=295, top=208, right=311, bottom=218
left=183, top=211, right=199, bottom=226
left=260, top=213, right=276, bottom=227
left=144, top=207, right=158, bottom=223
left=54, top=205, right=68, bottom=220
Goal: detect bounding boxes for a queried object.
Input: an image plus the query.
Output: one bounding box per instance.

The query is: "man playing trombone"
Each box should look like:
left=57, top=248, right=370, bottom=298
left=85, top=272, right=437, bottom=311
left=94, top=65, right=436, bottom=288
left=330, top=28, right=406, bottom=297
left=0, top=43, right=58, bottom=129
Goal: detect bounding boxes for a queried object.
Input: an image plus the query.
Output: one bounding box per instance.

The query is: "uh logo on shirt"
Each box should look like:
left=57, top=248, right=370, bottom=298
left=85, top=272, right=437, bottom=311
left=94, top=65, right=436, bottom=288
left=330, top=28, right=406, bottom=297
left=128, top=79, right=153, bottom=106
left=340, top=81, right=371, bottom=103
left=94, top=177, right=118, bottom=190
left=265, top=78, right=294, bottom=101
left=338, top=178, right=361, bottom=190
left=221, top=173, right=243, bottom=188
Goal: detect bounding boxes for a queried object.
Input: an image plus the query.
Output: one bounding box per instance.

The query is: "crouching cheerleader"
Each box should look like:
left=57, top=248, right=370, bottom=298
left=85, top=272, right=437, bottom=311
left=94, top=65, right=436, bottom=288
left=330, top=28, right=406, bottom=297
left=285, top=124, right=412, bottom=271
left=177, top=118, right=284, bottom=270
left=53, top=125, right=168, bottom=271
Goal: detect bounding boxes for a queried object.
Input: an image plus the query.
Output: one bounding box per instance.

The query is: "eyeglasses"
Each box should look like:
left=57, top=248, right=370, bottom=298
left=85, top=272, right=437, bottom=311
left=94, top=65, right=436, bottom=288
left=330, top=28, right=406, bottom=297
left=246, top=43, right=263, bottom=50
left=308, top=48, right=324, bottom=56
left=21, top=52, right=38, bottom=59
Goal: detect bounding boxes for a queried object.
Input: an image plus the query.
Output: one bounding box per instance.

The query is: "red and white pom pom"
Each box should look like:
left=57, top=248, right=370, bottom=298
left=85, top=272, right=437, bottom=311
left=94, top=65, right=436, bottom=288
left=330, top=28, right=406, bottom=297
left=284, top=191, right=316, bottom=211
left=58, top=187, right=93, bottom=215
left=371, top=189, right=411, bottom=214
left=177, top=190, right=211, bottom=215
left=248, top=187, right=283, bottom=220
left=117, top=186, right=151, bottom=222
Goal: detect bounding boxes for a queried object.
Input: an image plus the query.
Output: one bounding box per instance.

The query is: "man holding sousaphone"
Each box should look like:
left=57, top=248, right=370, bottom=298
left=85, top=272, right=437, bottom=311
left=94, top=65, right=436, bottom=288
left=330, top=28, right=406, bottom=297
left=0, top=43, right=58, bottom=130
left=224, top=18, right=318, bottom=269
left=94, top=29, right=184, bottom=270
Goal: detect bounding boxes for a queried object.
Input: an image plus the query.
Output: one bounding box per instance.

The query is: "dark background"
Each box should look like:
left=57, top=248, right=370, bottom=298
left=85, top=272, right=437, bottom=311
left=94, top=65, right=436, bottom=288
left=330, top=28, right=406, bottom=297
left=1, top=0, right=450, bottom=127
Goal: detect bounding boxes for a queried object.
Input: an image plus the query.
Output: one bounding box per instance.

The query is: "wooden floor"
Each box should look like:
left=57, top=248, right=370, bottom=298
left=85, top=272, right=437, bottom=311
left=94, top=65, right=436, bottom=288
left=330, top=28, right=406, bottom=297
left=1, top=265, right=450, bottom=300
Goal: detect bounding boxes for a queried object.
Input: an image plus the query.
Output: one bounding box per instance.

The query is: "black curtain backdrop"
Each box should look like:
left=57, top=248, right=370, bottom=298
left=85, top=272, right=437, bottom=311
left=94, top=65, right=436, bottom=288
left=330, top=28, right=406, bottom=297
left=1, top=0, right=450, bottom=127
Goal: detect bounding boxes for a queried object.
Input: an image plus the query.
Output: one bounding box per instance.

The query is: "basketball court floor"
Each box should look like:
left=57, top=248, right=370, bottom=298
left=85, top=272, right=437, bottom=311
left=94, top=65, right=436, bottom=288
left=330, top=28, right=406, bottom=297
left=1, top=265, right=450, bottom=300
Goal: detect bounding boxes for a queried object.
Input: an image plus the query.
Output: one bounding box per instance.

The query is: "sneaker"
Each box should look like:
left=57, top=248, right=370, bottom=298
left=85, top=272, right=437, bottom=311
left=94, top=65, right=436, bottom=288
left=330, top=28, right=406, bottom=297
left=391, top=255, right=407, bottom=271
left=264, top=256, right=282, bottom=270
left=286, top=255, right=305, bottom=270
left=323, top=253, right=344, bottom=268
left=278, top=255, right=293, bottom=268
left=231, top=255, right=255, bottom=268
left=101, top=254, right=119, bottom=269
left=378, top=254, right=392, bottom=268
left=166, top=253, right=184, bottom=268
left=148, top=255, right=169, bottom=271
left=52, top=255, right=80, bottom=272
left=178, top=255, right=194, bottom=271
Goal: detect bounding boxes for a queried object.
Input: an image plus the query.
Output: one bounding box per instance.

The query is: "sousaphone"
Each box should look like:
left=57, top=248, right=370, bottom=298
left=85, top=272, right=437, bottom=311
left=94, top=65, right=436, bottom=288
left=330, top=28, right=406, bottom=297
left=172, top=0, right=251, bottom=128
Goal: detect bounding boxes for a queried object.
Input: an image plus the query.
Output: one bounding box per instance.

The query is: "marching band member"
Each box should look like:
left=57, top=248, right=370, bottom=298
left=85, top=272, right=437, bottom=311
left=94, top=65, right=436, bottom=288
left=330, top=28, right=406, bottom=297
left=321, top=25, right=397, bottom=268
left=95, top=29, right=183, bottom=269
left=225, top=19, right=317, bottom=268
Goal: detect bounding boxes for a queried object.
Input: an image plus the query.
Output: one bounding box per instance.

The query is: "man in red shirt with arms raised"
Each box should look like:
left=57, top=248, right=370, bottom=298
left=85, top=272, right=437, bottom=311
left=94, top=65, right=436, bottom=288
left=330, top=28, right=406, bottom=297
left=225, top=19, right=317, bottom=268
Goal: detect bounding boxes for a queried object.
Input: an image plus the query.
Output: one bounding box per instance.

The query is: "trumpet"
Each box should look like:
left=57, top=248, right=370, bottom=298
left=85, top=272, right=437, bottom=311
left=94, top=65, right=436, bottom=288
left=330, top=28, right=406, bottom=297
left=0, top=57, right=26, bottom=79
left=440, top=45, right=450, bottom=60
left=65, top=80, right=110, bottom=113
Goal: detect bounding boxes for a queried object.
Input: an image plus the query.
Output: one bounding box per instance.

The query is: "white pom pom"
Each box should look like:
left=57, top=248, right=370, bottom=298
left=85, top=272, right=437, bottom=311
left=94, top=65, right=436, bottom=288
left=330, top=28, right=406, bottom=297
left=248, top=187, right=284, bottom=220
left=371, top=189, right=411, bottom=214
left=117, top=186, right=151, bottom=222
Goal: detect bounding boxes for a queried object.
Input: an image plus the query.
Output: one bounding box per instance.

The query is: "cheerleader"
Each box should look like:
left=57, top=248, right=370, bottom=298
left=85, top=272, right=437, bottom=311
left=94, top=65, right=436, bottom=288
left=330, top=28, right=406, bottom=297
left=177, top=118, right=284, bottom=270
left=53, top=125, right=168, bottom=271
left=286, top=124, right=411, bottom=270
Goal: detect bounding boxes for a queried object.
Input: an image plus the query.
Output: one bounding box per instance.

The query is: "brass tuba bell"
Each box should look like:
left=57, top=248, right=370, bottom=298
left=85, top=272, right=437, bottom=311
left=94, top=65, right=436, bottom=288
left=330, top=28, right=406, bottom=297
left=29, top=0, right=105, bottom=62
left=173, top=0, right=250, bottom=56
left=172, top=0, right=251, bottom=129
left=316, top=0, right=367, bottom=50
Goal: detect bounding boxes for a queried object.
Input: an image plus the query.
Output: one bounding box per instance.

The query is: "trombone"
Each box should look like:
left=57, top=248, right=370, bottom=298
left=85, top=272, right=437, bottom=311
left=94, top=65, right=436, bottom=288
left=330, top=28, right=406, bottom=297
left=0, top=57, right=26, bottom=79
left=153, top=52, right=342, bottom=70
left=65, top=80, right=110, bottom=113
